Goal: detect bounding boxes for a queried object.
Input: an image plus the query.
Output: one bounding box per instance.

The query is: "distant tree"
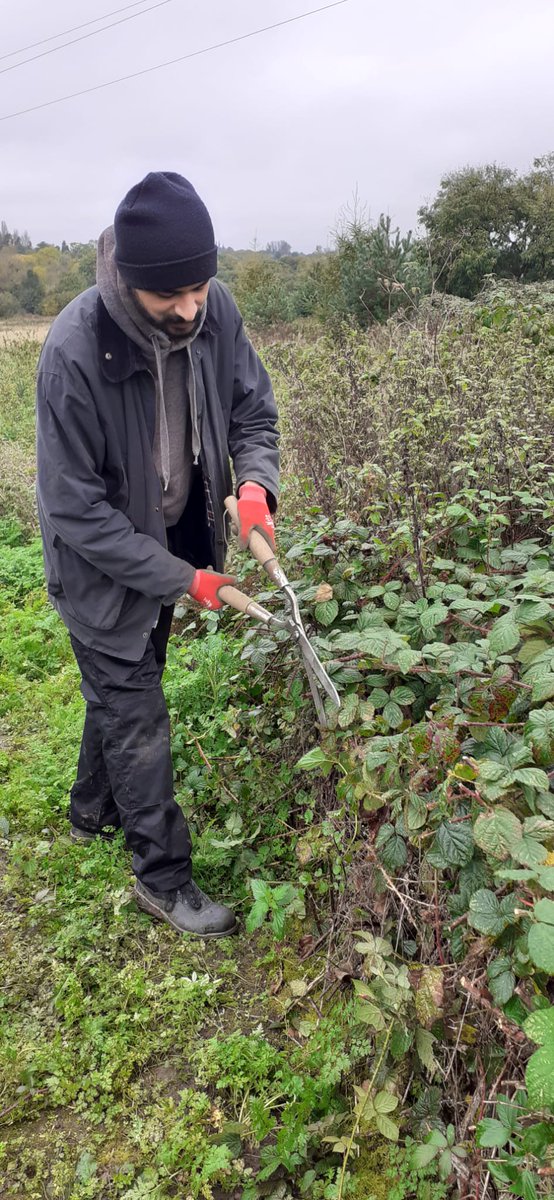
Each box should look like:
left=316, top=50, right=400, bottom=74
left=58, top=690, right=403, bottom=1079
left=266, top=240, right=292, bottom=260
left=418, top=164, right=529, bottom=297
left=233, top=255, right=294, bottom=327
left=520, top=154, right=554, bottom=281
left=16, top=268, right=45, bottom=313
left=318, top=213, right=426, bottom=325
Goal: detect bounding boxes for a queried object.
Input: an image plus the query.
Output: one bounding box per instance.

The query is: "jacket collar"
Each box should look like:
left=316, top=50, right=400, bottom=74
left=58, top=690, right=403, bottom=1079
left=96, top=291, right=221, bottom=383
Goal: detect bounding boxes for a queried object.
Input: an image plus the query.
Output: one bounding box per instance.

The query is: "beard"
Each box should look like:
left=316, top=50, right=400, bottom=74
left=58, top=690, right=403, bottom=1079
left=133, top=295, right=203, bottom=341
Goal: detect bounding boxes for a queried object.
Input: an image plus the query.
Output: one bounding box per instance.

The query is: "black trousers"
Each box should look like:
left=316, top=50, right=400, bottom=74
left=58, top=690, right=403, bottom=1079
left=69, top=603, right=192, bottom=893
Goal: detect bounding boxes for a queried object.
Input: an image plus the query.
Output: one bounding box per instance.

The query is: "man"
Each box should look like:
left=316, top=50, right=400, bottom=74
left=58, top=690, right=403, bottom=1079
left=36, top=171, right=279, bottom=938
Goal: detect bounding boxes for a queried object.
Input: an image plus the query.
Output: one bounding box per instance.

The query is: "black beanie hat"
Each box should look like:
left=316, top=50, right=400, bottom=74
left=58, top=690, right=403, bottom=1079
left=114, top=171, right=217, bottom=290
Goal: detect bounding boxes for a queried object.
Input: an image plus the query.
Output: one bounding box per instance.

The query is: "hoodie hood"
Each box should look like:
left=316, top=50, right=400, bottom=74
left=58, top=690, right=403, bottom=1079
left=97, top=226, right=204, bottom=508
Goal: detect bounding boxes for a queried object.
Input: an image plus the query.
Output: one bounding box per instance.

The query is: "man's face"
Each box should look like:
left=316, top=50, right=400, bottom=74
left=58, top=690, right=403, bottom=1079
left=133, top=280, right=210, bottom=338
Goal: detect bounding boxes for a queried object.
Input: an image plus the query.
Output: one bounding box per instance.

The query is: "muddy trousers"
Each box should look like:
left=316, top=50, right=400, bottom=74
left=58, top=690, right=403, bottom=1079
left=68, top=604, right=192, bottom=893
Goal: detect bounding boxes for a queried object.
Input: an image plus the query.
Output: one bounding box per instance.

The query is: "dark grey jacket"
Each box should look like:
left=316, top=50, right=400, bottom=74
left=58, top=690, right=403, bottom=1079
left=36, top=280, right=279, bottom=660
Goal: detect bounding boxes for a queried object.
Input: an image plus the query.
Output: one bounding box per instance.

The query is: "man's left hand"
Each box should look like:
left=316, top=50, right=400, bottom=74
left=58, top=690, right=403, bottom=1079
left=237, top=482, right=276, bottom=550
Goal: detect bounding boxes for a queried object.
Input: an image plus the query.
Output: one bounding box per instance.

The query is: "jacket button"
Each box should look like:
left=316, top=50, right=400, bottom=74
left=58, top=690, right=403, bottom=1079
left=155, top=506, right=159, bottom=512
left=105, top=352, right=112, bottom=360
left=142, top=632, right=148, bottom=638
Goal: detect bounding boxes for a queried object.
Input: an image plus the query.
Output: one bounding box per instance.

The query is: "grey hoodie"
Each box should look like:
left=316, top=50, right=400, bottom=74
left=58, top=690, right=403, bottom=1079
left=97, top=225, right=204, bottom=526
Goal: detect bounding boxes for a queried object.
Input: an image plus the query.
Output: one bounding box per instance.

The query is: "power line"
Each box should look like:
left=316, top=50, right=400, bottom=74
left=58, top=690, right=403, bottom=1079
left=0, top=0, right=155, bottom=63
left=0, top=0, right=175, bottom=77
left=0, top=0, right=351, bottom=123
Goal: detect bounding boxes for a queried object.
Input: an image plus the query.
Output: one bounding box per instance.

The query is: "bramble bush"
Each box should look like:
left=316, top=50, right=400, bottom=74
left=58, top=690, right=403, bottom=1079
left=1, top=290, right=554, bottom=1196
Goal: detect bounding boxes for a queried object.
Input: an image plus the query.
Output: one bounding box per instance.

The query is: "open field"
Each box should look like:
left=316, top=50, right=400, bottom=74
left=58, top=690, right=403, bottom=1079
left=0, top=316, right=52, bottom=345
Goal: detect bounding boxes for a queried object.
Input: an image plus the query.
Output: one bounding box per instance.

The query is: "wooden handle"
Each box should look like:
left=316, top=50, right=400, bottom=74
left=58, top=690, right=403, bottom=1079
left=218, top=584, right=254, bottom=614
left=224, top=494, right=285, bottom=586
left=218, top=584, right=272, bottom=625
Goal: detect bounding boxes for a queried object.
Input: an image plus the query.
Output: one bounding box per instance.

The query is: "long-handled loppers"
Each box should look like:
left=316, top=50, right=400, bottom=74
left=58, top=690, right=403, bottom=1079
left=217, top=496, right=340, bottom=727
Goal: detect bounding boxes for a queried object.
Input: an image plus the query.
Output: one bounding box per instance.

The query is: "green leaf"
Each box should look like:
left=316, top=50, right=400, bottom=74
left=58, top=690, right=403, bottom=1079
left=468, top=889, right=513, bottom=936
left=271, top=905, right=287, bottom=940
left=475, top=1118, right=511, bottom=1149
left=526, top=1042, right=554, bottom=1110
left=532, top=675, right=554, bottom=702
left=513, top=836, right=549, bottom=868
left=538, top=866, right=554, bottom=889
left=528, top=922, right=554, bottom=972
left=487, top=956, right=515, bottom=1005
left=390, top=686, right=416, bottom=705
left=420, top=603, right=448, bottom=631
left=489, top=615, right=520, bottom=656
left=514, top=767, right=551, bottom=791
left=520, top=1170, right=539, bottom=1200
left=534, top=898, right=554, bottom=925
left=315, top=599, right=339, bottom=626
left=75, top=1152, right=97, bottom=1183
left=375, top=823, right=407, bottom=870
left=373, top=1090, right=399, bottom=1114
left=406, top=793, right=428, bottom=832
left=250, top=878, right=271, bottom=903
left=415, top=1026, right=437, bottom=1073
left=355, top=999, right=386, bottom=1030
left=438, top=1148, right=453, bottom=1179
left=375, top=1113, right=399, bottom=1141
left=245, top=899, right=268, bottom=932
left=296, top=746, right=334, bottom=773
left=410, top=1143, right=439, bottom=1169
left=426, top=820, right=474, bottom=869
left=524, top=1006, right=554, bottom=1044
left=382, top=701, right=404, bottom=729
left=474, top=807, right=522, bottom=860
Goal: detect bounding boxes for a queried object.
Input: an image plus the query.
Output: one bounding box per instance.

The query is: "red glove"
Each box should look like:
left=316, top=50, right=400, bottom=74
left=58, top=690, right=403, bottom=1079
left=237, top=482, right=275, bottom=550
left=188, top=569, right=235, bottom=610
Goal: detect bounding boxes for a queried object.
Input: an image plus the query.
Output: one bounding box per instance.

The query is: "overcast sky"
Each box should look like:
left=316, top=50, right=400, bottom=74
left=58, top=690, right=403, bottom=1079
left=1, top=0, right=553, bottom=252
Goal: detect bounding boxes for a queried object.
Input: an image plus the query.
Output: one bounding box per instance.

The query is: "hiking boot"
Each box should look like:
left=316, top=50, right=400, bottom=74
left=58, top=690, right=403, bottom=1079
left=134, top=879, right=238, bottom=938
left=70, top=825, right=116, bottom=843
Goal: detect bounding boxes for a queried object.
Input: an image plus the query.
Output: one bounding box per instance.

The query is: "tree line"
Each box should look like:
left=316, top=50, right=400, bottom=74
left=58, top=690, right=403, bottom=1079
left=2, top=153, right=554, bottom=326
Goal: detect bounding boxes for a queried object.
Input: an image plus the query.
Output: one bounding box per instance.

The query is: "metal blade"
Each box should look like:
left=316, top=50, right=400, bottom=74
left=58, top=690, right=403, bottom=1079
left=290, top=624, right=341, bottom=709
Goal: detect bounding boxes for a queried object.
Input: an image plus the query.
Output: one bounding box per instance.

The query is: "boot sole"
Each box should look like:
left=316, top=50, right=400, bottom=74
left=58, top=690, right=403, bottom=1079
left=134, top=886, right=238, bottom=938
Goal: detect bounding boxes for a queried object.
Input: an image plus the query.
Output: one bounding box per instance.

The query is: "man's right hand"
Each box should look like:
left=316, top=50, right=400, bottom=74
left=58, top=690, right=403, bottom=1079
left=187, top=569, right=236, bottom=610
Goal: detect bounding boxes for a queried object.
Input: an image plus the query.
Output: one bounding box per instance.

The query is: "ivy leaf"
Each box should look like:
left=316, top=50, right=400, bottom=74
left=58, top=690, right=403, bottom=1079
left=426, top=821, right=474, bottom=869
left=473, top=808, right=522, bottom=860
